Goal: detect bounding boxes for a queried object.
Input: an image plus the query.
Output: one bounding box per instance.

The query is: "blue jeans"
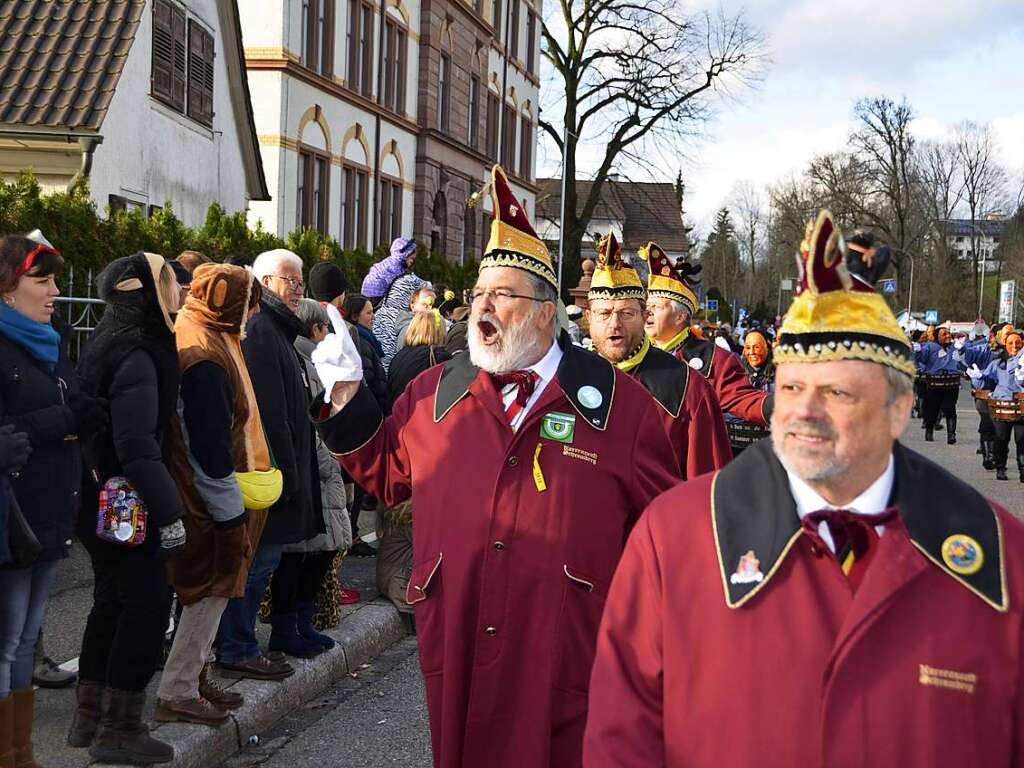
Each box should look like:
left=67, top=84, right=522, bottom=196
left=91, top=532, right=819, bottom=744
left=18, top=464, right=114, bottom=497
left=0, top=559, right=59, bottom=697
left=216, top=541, right=282, bottom=664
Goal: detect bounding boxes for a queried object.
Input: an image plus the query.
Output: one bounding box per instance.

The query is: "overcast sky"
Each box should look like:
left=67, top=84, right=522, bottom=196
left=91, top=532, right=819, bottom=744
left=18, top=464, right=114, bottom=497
left=536, top=1, right=1024, bottom=234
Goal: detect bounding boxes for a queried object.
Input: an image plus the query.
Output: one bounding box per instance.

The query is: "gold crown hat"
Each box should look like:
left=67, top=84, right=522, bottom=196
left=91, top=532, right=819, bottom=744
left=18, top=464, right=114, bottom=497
left=475, top=164, right=557, bottom=288
left=775, top=210, right=915, bottom=376
left=638, top=241, right=700, bottom=315
left=588, top=230, right=645, bottom=302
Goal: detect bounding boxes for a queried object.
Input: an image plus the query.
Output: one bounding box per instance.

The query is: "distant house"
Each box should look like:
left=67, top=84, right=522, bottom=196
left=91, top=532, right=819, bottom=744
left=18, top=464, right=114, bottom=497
left=0, top=0, right=269, bottom=226
left=535, top=177, right=691, bottom=267
left=941, top=216, right=1007, bottom=274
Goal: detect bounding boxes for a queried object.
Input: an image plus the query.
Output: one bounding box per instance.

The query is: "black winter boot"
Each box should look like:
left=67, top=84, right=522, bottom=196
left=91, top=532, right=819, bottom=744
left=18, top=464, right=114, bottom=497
left=946, top=415, right=957, bottom=444
left=297, top=602, right=335, bottom=651
left=89, top=688, right=173, bottom=765
left=925, top=429, right=934, bottom=442
left=996, top=466, right=1009, bottom=481
left=1018, top=454, right=1024, bottom=483
left=982, top=440, right=996, bottom=470
left=268, top=612, right=324, bottom=659
left=66, top=680, right=103, bottom=747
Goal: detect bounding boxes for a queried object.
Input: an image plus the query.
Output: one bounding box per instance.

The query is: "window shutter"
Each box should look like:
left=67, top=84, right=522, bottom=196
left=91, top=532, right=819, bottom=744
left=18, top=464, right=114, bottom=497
left=187, top=20, right=215, bottom=127
left=151, top=0, right=174, bottom=102
left=171, top=4, right=187, bottom=111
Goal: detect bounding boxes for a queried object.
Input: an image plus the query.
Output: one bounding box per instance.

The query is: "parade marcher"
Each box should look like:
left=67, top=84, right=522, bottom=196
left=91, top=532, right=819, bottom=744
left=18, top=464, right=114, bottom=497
left=154, top=264, right=273, bottom=726
left=216, top=249, right=322, bottom=681
left=968, top=332, right=1024, bottom=481
left=0, top=235, right=96, bottom=768
left=725, top=327, right=776, bottom=455
left=915, top=325, right=962, bottom=443
left=75, top=252, right=186, bottom=765
left=641, top=242, right=772, bottom=426
left=584, top=210, right=1024, bottom=767
left=311, top=165, right=681, bottom=768
left=586, top=231, right=731, bottom=477
left=961, top=322, right=1006, bottom=469
left=361, top=237, right=417, bottom=306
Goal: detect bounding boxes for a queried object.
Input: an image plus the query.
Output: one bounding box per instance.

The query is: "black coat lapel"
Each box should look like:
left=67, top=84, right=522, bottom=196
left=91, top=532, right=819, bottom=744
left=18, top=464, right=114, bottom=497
left=634, top=345, right=688, bottom=419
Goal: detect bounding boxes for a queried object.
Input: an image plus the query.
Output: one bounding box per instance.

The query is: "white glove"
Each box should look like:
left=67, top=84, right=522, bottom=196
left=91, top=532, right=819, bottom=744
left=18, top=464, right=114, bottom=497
left=954, top=338, right=965, bottom=350
left=966, top=364, right=983, bottom=384
left=714, top=336, right=731, bottom=351
left=1015, top=365, right=1024, bottom=383
left=912, top=342, right=921, bottom=353
left=312, top=307, right=363, bottom=403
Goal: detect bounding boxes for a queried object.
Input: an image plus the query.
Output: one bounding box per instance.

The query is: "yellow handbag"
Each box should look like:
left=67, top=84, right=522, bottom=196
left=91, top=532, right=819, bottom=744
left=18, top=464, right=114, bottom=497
left=235, top=429, right=283, bottom=511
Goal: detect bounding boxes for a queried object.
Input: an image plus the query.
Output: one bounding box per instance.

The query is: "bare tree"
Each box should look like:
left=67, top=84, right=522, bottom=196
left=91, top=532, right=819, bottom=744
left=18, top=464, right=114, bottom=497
left=539, top=2, right=766, bottom=286
left=918, top=140, right=968, bottom=316
left=956, top=121, right=1009, bottom=307
left=729, top=180, right=766, bottom=304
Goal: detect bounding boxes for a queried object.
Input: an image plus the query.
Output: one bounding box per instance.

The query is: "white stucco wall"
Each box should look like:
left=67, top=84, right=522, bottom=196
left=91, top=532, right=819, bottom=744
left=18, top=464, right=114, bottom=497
left=89, top=0, right=254, bottom=226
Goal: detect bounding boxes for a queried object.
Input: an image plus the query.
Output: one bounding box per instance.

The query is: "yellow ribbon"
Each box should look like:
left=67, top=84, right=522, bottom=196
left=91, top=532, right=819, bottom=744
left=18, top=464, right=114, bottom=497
left=652, top=326, right=690, bottom=355
left=615, top=335, right=651, bottom=373
left=533, top=443, right=547, bottom=492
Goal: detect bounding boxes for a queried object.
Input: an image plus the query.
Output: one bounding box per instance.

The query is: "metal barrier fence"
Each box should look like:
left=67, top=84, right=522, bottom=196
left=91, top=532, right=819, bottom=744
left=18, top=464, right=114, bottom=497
left=56, top=266, right=104, bottom=359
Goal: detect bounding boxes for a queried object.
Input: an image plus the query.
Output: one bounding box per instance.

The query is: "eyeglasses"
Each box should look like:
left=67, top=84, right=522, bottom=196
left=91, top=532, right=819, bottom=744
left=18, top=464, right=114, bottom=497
left=465, top=288, right=548, bottom=305
left=589, top=308, right=645, bottom=324
left=272, top=275, right=305, bottom=291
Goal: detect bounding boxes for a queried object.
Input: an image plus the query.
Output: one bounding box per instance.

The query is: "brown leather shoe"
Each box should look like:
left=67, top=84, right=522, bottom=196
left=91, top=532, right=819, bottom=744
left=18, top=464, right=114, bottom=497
left=199, top=665, right=243, bottom=710
left=216, top=654, right=293, bottom=681
left=154, top=698, right=229, bottom=727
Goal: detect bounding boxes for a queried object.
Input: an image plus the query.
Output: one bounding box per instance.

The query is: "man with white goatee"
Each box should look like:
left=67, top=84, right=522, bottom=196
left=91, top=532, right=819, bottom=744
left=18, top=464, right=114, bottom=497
left=311, top=165, right=682, bottom=768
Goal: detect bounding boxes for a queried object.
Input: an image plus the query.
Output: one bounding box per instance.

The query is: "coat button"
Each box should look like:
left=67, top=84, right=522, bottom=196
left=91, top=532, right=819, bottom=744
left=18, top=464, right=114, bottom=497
left=507, top=456, right=518, bottom=467
left=484, top=626, right=498, bottom=636
left=493, top=541, right=505, bottom=550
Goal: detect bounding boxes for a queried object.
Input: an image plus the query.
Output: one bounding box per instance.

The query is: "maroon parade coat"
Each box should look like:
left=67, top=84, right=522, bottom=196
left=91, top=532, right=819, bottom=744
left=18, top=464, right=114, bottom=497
left=630, top=344, right=732, bottom=477
left=663, top=333, right=772, bottom=426
left=584, top=439, right=1024, bottom=768
left=313, top=333, right=681, bottom=768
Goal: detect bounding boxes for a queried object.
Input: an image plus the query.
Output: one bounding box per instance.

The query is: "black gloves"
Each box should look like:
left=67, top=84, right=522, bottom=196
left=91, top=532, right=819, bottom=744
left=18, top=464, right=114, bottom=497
left=0, top=424, right=31, bottom=473
left=67, top=393, right=109, bottom=436
left=157, top=519, right=187, bottom=560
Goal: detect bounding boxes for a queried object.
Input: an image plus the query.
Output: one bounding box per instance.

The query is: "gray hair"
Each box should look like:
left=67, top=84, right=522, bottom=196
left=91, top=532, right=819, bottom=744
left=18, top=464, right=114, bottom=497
left=884, top=366, right=914, bottom=407
left=252, top=248, right=303, bottom=281
left=295, top=298, right=329, bottom=339
left=525, top=272, right=560, bottom=340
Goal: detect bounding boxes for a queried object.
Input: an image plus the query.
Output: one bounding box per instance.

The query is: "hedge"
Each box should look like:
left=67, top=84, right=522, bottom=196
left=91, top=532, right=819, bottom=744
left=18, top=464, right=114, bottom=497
left=0, top=172, right=480, bottom=296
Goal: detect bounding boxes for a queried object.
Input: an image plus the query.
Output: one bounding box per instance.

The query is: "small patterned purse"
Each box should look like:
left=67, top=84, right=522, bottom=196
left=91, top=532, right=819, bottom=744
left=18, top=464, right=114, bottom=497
left=95, top=476, right=148, bottom=546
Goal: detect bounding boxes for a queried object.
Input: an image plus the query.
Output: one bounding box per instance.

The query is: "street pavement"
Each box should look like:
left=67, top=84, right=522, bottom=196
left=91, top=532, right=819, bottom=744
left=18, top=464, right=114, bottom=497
left=32, top=379, right=1020, bottom=768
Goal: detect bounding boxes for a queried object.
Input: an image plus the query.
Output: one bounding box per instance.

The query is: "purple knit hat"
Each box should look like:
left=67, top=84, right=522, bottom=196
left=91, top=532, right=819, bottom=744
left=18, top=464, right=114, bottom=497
left=361, top=237, right=417, bottom=298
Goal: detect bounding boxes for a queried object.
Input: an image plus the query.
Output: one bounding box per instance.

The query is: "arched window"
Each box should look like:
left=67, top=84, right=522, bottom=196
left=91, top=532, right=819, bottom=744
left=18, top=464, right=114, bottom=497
left=340, top=125, right=371, bottom=249
left=297, top=115, right=331, bottom=234
left=378, top=141, right=405, bottom=246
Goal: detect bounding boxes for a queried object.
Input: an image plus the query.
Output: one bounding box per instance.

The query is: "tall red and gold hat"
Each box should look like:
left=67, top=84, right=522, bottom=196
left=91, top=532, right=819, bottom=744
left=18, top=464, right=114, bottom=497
left=639, top=241, right=700, bottom=315
left=588, top=231, right=645, bottom=302
left=776, top=210, right=914, bottom=376
left=478, top=164, right=557, bottom=287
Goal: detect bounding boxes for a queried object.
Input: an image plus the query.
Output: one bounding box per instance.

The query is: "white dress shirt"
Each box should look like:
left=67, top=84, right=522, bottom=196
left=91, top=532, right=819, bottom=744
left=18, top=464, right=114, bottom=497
left=786, top=455, right=895, bottom=553
left=497, top=340, right=563, bottom=431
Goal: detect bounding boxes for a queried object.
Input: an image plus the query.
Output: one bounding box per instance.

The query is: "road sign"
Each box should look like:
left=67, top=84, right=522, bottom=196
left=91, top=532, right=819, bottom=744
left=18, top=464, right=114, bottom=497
left=999, top=280, right=1016, bottom=325
left=924, top=309, right=939, bottom=325
left=706, top=299, right=719, bottom=312
left=880, top=278, right=897, bottom=295
left=780, top=278, right=794, bottom=291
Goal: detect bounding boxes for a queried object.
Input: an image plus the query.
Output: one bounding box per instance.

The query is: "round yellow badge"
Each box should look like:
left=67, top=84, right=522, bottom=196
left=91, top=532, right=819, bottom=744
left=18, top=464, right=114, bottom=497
left=941, top=534, right=984, bottom=576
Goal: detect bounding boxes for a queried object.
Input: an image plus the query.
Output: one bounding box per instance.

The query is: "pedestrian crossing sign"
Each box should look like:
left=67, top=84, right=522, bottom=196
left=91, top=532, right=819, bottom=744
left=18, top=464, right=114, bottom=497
left=540, top=412, right=576, bottom=443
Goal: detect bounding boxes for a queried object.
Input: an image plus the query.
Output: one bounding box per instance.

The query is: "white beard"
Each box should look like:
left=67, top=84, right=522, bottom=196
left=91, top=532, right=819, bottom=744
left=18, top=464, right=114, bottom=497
left=468, top=309, right=551, bottom=373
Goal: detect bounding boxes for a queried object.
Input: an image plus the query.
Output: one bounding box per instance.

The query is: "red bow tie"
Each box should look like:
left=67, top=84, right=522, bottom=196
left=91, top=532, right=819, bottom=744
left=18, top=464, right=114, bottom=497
left=491, top=370, right=539, bottom=407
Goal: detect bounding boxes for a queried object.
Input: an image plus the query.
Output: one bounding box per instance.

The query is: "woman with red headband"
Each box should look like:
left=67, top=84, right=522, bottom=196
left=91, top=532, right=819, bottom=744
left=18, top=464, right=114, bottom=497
left=0, top=234, right=108, bottom=768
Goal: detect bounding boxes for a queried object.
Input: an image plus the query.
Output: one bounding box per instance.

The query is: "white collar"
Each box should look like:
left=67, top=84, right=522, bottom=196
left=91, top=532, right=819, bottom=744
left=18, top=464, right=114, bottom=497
left=527, top=338, right=562, bottom=385
left=787, top=455, right=896, bottom=551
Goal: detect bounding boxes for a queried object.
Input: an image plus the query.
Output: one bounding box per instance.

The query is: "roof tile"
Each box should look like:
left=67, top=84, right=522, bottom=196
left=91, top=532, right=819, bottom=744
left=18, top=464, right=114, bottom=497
left=0, top=0, right=143, bottom=131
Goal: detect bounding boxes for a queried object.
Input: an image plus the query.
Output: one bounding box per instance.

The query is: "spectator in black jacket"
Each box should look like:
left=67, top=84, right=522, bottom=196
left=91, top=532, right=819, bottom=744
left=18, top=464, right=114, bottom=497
left=0, top=235, right=100, bottom=768
left=340, top=294, right=389, bottom=413
left=215, top=249, right=322, bottom=681
left=74, top=252, right=185, bottom=765
left=388, top=311, right=452, bottom=402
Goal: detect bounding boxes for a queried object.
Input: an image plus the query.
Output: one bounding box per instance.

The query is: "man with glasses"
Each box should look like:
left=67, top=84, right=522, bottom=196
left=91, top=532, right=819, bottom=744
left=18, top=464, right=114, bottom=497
left=312, top=165, right=681, bottom=768
left=587, top=231, right=731, bottom=478
left=215, top=249, right=322, bottom=682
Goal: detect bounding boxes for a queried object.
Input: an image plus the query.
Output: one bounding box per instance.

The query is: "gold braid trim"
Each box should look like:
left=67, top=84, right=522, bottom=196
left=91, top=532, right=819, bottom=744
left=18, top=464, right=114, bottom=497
left=588, top=285, right=647, bottom=302
left=774, top=341, right=918, bottom=377
left=616, top=335, right=651, bottom=373
left=479, top=251, right=557, bottom=287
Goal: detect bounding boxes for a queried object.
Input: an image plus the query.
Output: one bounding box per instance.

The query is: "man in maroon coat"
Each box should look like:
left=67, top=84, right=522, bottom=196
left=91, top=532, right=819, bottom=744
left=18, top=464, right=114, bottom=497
left=584, top=212, right=1024, bottom=767
left=586, top=231, right=732, bottom=477
left=641, top=242, right=772, bottom=426
left=313, top=165, right=681, bottom=768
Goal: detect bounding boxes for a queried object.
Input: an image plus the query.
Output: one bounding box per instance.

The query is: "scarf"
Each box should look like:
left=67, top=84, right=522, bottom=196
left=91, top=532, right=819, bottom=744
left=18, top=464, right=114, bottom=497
left=0, top=302, right=60, bottom=371
left=357, top=323, right=385, bottom=358
left=616, top=335, right=651, bottom=373
left=653, top=326, right=690, bottom=355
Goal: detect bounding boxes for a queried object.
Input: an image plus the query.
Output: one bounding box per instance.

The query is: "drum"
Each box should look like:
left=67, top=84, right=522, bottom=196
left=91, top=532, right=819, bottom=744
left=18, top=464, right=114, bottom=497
left=924, top=374, right=960, bottom=390
left=972, top=389, right=991, bottom=401
left=727, top=420, right=770, bottom=450
left=988, top=397, right=1024, bottom=423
